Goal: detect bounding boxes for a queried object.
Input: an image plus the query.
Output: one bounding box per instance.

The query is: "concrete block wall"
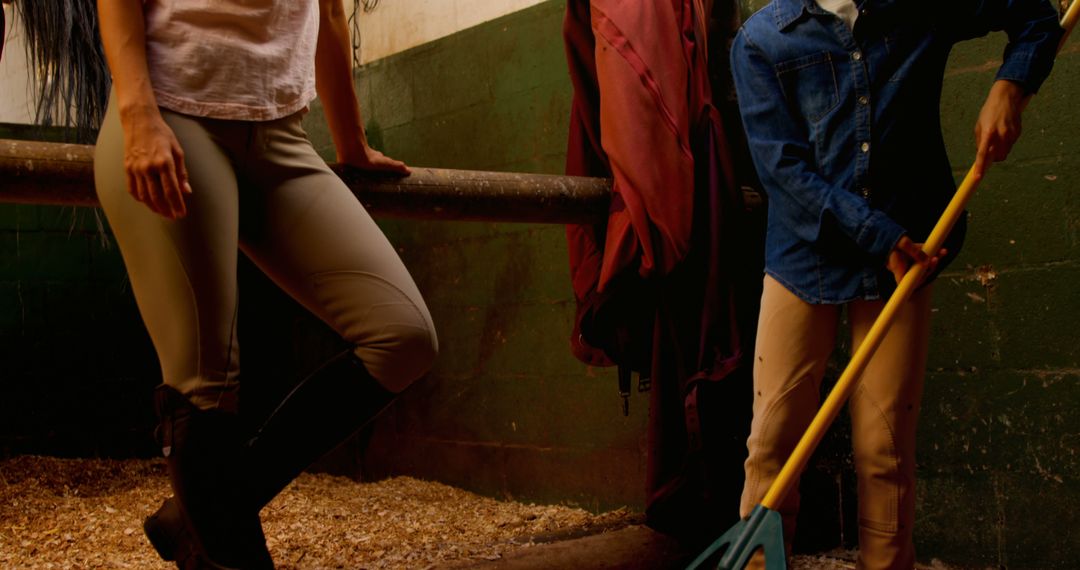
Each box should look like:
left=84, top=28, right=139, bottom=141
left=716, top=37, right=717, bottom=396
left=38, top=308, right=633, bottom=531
left=913, top=31, right=1080, bottom=567
left=352, top=0, right=549, bottom=65
left=0, top=124, right=160, bottom=458
left=313, top=2, right=651, bottom=514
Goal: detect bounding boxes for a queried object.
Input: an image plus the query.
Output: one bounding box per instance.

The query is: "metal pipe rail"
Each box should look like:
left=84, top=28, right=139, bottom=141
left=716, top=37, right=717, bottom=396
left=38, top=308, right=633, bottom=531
left=0, top=139, right=612, bottom=225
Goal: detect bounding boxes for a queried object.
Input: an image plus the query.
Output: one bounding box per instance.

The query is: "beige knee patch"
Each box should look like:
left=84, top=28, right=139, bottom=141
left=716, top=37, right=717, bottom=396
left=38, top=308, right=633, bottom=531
left=312, top=270, right=438, bottom=391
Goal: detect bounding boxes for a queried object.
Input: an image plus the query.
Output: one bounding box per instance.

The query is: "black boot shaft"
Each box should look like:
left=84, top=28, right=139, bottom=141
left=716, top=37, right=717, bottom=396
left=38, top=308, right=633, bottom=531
left=146, top=352, right=398, bottom=568
left=154, top=385, right=274, bottom=569
left=245, top=351, right=396, bottom=509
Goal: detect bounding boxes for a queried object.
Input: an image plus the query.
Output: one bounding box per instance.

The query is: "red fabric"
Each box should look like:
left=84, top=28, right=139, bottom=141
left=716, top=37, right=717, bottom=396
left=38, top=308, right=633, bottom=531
left=564, top=0, right=732, bottom=367
left=591, top=0, right=697, bottom=288
left=563, top=0, right=612, bottom=366
left=564, top=0, right=752, bottom=537
left=568, top=0, right=697, bottom=293
left=564, top=0, right=699, bottom=367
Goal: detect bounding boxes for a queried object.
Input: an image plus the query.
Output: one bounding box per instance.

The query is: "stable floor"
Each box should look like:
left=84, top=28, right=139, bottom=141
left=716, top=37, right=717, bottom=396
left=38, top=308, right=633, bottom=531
left=0, top=457, right=958, bottom=569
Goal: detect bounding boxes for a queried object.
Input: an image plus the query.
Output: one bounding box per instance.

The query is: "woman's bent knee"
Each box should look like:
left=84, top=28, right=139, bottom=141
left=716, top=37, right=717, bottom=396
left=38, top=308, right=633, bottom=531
left=310, top=269, right=437, bottom=391
left=355, top=323, right=437, bottom=392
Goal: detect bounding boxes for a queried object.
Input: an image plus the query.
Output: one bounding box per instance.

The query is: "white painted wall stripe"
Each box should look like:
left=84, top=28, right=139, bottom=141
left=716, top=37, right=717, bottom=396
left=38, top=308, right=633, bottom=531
left=0, top=5, right=34, bottom=124
left=355, top=0, right=548, bottom=64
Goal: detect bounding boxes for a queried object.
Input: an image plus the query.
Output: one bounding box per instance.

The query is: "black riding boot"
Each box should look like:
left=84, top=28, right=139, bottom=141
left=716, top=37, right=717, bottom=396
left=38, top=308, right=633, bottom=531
left=244, top=350, right=397, bottom=507
left=146, top=352, right=396, bottom=563
left=150, top=385, right=274, bottom=570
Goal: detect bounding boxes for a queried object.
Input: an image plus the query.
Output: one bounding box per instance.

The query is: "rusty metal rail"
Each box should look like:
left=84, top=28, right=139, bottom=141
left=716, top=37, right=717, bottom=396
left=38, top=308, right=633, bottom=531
left=0, top=139, right=611, bottom=224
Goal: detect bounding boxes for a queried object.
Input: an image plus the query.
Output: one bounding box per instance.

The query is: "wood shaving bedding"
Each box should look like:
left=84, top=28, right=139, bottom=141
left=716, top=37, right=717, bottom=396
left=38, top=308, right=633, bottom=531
left=0, top=456, right=635, bottom=569
left=0, top=456, right=959, bottom=569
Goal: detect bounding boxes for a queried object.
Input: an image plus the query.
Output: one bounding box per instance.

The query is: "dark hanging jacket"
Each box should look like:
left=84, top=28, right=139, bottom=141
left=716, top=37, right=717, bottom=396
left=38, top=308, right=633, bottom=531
left=563, top=0, right=757, bottom=537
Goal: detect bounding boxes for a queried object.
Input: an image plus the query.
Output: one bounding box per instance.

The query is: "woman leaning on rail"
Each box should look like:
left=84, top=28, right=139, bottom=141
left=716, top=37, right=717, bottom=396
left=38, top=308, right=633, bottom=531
left=93, top=0, right=438, bottom=567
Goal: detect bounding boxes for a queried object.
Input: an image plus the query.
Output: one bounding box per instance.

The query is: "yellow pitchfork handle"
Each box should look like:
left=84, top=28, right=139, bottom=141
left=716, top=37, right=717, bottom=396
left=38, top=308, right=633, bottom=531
left=761, top=0, right=1080, bottom=512
left=1062, top=0, right=1080, bottom=50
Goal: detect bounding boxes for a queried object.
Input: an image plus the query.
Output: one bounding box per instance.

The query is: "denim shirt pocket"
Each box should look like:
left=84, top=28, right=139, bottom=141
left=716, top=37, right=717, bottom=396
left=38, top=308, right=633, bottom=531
left=775, top=51, right=840, bottom=124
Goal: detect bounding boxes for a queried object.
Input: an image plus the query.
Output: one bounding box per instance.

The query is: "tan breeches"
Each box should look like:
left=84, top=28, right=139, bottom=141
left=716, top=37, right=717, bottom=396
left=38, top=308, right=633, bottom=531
left=94, top=98, right=438, bottom=412
left=741, top=275, right=933, bottom=570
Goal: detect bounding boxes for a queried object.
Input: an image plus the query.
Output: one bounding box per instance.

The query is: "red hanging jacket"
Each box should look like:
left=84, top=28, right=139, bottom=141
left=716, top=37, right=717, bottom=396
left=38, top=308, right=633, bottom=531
left=564, top=0, right=751, bottom=532
left=564, top=0, right=738, bottom=376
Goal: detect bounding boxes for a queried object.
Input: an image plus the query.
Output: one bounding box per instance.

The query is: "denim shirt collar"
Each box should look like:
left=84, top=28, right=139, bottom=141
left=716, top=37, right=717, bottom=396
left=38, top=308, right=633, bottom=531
left=773, top=0, right=893, bottom=32
left=772, top=0, right=815, bottom=31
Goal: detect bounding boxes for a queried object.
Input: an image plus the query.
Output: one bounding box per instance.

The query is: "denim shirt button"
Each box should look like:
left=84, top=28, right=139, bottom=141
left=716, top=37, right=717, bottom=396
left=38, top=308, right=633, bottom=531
left=852, top=50, right=863, bottom=61
left=861, top=187, right=871, bottom=199
left=858, top=95, right=869, bottom=105
left=860, top=141, right=871, bottom=153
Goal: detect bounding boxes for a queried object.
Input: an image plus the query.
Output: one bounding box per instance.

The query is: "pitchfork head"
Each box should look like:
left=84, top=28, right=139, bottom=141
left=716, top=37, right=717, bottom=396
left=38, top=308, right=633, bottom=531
left=684, top=504, right=786, bottom=570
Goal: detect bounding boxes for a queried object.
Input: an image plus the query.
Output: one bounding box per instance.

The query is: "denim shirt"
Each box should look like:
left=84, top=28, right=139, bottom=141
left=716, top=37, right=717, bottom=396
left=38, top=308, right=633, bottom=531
left=731, top=0, right=1062, bottom=303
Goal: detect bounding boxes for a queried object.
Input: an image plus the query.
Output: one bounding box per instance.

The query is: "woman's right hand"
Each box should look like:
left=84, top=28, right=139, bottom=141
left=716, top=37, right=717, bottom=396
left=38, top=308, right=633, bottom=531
left=121, top=106, right=192, bottom=219
left=886, top=235, right=944, bottom=286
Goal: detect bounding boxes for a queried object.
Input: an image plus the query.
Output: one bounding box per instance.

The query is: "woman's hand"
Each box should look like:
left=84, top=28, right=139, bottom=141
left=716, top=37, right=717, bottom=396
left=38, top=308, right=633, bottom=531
left=98, top=0, right=190, bottom=218
left=314, top=0, right=408, bottom=178
left=338, top=145, right=410, bottom=175
left=886, top=235, right=945, bottom=285
left=973, top=79, right=1027, bottom=180
left=120, top=105, right=192, bottom=219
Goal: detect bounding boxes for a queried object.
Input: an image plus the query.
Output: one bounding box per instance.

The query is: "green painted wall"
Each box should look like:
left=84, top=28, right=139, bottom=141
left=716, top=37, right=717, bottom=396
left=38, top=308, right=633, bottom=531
left=316, top=1, right=651, bottom=514
left=918, top=31, right=1080, bottom=569
left=0, top=124, right=159, bottom=458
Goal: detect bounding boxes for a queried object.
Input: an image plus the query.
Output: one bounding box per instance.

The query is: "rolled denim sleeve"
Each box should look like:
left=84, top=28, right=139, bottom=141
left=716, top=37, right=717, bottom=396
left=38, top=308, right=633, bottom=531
left=730, top=30, right=906, bottom=259
left=949, top=0, right=1064, bottom=93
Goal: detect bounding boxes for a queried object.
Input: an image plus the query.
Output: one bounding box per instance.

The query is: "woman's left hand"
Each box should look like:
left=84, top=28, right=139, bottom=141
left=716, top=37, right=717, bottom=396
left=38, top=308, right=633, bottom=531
left=339, top=146, right=410, bottom=176
left=972, top=79, right=1027, bottom=180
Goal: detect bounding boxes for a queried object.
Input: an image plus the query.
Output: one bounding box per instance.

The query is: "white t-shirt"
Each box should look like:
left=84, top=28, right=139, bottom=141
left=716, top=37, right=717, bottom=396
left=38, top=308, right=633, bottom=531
left=143, top=0, right=319, bottom=121
left=816, top=0, right=859, bottom=30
